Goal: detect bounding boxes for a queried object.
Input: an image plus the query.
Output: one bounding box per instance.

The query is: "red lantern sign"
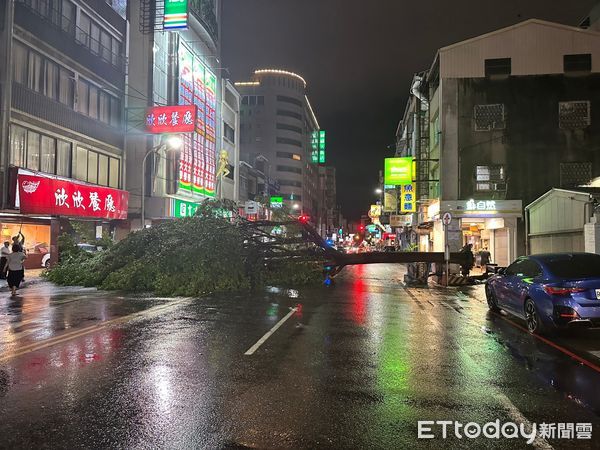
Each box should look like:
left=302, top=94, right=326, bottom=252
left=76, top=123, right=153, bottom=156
left=18, top=175, right=129, bottom=220
left=145, top=105, right=197, bottom=134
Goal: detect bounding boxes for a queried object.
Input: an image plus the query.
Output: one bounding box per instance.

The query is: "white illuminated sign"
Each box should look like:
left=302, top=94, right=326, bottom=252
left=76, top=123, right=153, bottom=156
left=466, top=199, right=497, bottom=211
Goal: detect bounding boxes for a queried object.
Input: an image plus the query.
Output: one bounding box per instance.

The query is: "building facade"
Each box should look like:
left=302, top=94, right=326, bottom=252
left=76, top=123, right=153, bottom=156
left=235, top=70, right=322, bottom=221
left=0, top=0, right=129, bottom=267
left=126, top=0, right=223, bottom=226
left=397, top=16, right=600, bottom=266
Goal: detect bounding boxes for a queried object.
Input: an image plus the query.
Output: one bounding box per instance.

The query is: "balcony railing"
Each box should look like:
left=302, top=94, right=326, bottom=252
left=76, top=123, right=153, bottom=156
left=15, top=0, right=126, bottom=72
left=189, top=0, right=219, bottom=42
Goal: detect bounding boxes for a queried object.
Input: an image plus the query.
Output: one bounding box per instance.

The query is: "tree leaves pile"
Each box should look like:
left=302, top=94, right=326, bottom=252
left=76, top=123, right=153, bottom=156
left=44, top=201, right=324, bottom=296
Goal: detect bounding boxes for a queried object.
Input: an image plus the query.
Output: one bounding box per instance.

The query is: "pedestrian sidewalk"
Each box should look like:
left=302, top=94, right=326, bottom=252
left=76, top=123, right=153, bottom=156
left=0, top=269, right=45, bottom=293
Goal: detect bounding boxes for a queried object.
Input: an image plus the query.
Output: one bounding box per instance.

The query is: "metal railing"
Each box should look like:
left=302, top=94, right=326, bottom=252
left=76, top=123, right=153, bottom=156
left=16, top=0, right=125, bottom=71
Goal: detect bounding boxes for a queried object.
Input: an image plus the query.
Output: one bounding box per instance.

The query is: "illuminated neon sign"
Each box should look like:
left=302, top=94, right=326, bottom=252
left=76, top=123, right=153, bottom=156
left=466, top=199, right=497, bottom=211
left=164, top=0, right=189, bottom=30
left=384, top=157, right=413, bottom=185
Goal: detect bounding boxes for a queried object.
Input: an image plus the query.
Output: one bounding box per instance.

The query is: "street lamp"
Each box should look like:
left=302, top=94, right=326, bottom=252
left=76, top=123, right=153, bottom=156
left=140, top=135, right=183, bottom=228
left=375, top=188, right=383, bottom=195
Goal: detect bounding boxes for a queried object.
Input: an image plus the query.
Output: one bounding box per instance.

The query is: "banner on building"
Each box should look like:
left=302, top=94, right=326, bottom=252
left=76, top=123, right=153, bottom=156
left=400, top=183, right=416, bottom=212
left=18, top=175, right=128, bottom=219
left=145, top=105, right=197, bottom=134
left=390, top=214, right=413, bottom=227
left=164, top=0, right=189, bottom=30
left=383, top=188, right=397, bottom=212
left=384, top=157, right=413, bottom=185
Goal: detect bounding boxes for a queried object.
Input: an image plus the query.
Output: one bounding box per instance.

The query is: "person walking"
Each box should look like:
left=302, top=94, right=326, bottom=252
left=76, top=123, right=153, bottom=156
left=4, top=244, right=27, bottom=296
left=459, top=243, right=475, bottom=277
left=0, top=242, right=10, bottom=280
left=479, top=247, right=491, bottom=271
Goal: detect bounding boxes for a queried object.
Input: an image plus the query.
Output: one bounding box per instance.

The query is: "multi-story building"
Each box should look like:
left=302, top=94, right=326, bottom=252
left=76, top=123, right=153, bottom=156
left=126, top=0, right=223, bottom=225
left=319, top=165, right=339, bottom=235
left=220, top=79, right=240, bottom=202
left=0, top=0, right=129, bottom=267
left=398, top=15, right=600, bottom=266
left=235, top=70, right=322, bottom=220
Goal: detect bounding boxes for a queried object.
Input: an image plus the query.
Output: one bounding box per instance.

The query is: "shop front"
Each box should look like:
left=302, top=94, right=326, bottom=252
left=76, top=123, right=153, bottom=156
left=5, top=171, right=129, bottom=268
left=430, top=199, right=523, bottom=268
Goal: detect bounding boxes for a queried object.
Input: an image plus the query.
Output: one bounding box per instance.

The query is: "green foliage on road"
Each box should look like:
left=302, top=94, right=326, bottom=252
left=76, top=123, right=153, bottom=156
left=44, top=200, right=323, bottom=296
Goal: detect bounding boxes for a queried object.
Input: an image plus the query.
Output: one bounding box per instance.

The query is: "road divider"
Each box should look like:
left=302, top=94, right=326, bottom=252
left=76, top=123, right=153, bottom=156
left=244, top=307, right=298, bottom=356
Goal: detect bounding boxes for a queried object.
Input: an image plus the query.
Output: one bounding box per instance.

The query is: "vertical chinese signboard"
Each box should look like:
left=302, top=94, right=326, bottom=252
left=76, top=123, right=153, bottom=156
left=318, top=130, right=326, bottom=164
left=400, top=183, right=416, bottom=212
left=178, top=44, right=217, bottom=198
left=164, top=0, right=189, bottom=30
left=310, top=131, right=319, bottom=163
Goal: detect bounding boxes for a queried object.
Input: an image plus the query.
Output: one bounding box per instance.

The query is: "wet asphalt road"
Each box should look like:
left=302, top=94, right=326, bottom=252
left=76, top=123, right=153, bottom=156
left=1, top=265, right=600, bottom=449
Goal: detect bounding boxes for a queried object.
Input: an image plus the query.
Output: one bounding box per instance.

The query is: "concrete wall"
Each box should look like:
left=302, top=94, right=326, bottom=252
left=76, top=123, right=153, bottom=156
left=440, top=20, right=600, bottom=78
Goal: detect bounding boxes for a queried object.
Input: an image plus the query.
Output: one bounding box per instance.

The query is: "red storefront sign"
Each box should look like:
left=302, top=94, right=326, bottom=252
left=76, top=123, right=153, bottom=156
left=145, top=105, right=197, bottom=134
left=18, top=175, right=129, bottom=220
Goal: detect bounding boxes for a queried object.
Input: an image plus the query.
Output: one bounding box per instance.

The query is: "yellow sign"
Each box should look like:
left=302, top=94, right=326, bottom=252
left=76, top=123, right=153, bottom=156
left=369, top=204, right=382, bottom=218
left=400, top=184, right=416, bottom=212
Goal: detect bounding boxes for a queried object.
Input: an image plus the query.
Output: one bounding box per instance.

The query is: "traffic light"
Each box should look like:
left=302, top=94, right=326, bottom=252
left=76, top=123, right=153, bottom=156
left=358, top=224, right=365, bottom=232
left=299, top=215, right=310, bottom=224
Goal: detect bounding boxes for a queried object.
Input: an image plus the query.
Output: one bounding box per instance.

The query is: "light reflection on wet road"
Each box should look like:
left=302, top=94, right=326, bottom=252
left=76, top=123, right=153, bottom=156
left=0, top=265, right=599, bottom=449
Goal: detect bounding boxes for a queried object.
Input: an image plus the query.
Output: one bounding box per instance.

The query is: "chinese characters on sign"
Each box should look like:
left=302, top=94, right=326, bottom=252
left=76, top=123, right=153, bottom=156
left=145, top=105, right=197, bottom=134
left=400, top=183, right=416, bottom=212
left=18, top=175, right=128, bottom=219
left=172, top=198, right=198, bottom=218
left=466, top=199, right=497, bottom=211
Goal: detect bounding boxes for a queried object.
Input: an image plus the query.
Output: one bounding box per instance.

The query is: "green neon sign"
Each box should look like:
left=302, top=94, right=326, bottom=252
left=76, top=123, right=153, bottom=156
left=173, top=198, right=198, bottom=218
left=384, top=157, right=413, bottom=185
left=164, top=0, right=189, bottom=30
left=311, top=131, right=319, bottom=163
left=318, top=130, right=326, bottom=164
left=270, top=196, right=283, bottom=208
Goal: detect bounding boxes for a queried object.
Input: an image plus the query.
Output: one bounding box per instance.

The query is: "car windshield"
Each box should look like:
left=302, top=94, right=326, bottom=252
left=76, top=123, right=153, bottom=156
left=543, top=254, right=600, bottom=278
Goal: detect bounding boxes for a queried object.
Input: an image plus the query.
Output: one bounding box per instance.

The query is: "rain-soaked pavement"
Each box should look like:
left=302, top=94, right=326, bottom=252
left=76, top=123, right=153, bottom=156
left=1, top=264, right=600, bottom=449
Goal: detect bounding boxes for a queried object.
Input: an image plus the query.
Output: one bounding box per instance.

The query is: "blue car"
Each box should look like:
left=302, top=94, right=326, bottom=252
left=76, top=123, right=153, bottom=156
left=485, top=253, right=600, bottom=334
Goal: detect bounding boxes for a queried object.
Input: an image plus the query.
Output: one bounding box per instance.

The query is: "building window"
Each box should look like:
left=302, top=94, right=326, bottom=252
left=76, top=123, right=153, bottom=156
left=56, top=140, right=71, bottom=177
left=76, top=78, right=121, bottom=126
left=276, top=137, right=302, bottom=147
left=276, top=123, right=302, bottom=134
left=474, top=104, right=506, bottom=131
left=278, top=179, right=302, bottom=188
left=560, top=162, right=592, bottom=188
left=559, top=101, right=590, bottom=130
left=564, top=54, right=592, bottom=73
left=76, top=12, right=121, bottom=67
left=40, top=134, right=56, bottom=173
left=277, top=109, right=302, bottom=120
left=224, top=122, right=235, bottom=143
left=9, top=125, right=26, bottom=168
left=276, top=165, right=302, bottom=175
left=73, top=147, right=121, bottom=187
left=276, top=95, right=302, bottom=107
left=484, top=58, right=511, bottom=76
left=26, top=130, right=41, bottom=170
left=276, top=151, right=301, bottom=160
left=474, top=165, right=506, bottom=192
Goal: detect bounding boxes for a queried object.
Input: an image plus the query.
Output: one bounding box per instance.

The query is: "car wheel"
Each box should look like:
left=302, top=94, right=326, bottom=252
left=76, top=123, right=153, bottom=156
left=44, top=260, right=50, bottom=269
left=485, top=285, right=501, bottom=312
left=525, top=298, right=545, bottom=334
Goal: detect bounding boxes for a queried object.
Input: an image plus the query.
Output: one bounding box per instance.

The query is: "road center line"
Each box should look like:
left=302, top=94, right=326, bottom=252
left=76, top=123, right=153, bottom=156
left=244, top=307, right=298, bottom=356
left=0, top=297, right=191, bottom=363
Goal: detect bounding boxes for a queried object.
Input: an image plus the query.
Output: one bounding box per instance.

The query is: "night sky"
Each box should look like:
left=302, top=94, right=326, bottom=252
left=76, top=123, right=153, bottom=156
left=222, top=0, right=596, bottom=221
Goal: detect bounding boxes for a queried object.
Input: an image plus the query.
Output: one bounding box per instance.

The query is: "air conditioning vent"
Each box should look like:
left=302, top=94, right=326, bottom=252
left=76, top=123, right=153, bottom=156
left=559, top=101, right=590, bottom=130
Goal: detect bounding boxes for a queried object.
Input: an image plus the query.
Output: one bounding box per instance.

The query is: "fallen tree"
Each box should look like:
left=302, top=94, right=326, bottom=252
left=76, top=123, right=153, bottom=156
left=44, top=200, right=326, bottom=296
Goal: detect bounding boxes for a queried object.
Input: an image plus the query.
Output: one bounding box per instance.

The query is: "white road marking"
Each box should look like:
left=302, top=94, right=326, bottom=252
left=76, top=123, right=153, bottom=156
left=495, top=393, right=554, bottom=450
left=244, top=307, right=298, bottom=356
left=426, top=313, right=553, bottom=449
